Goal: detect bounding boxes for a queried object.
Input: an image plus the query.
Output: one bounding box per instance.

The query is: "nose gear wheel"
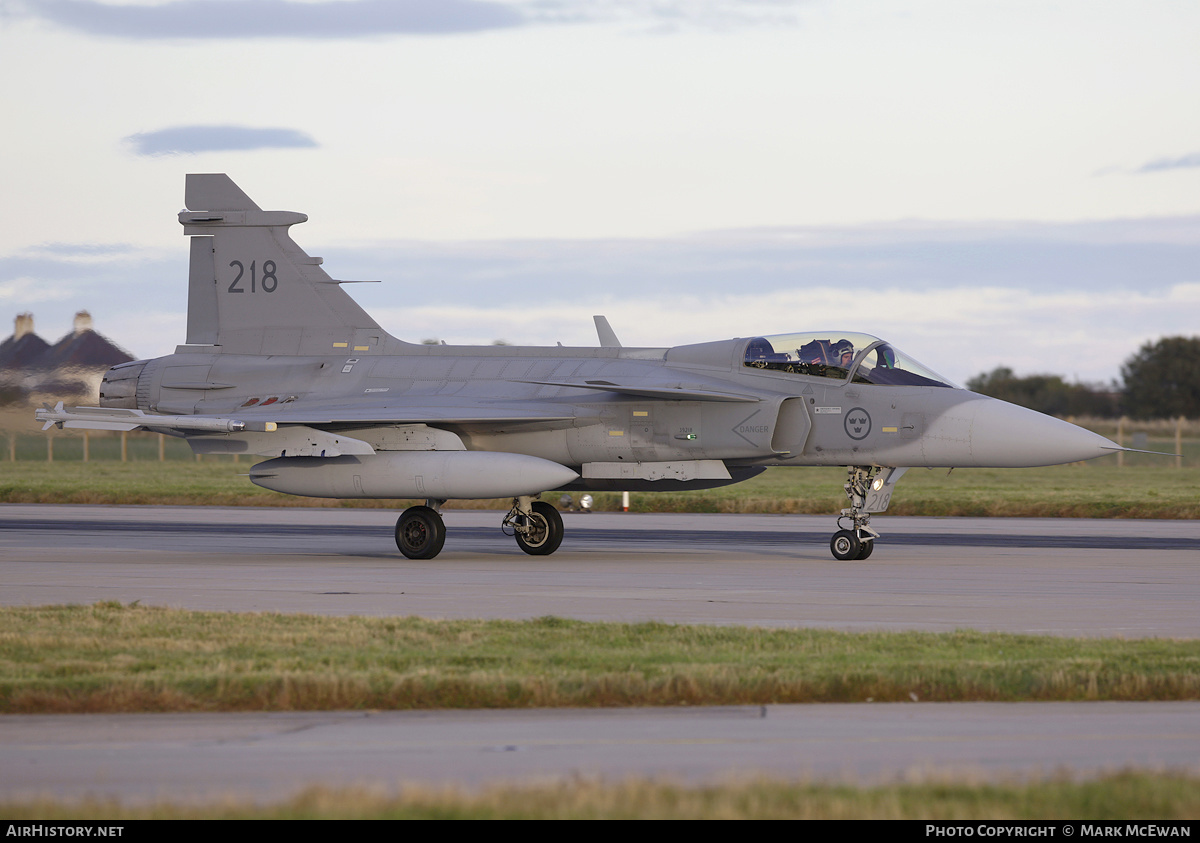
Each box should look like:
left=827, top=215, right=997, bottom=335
left=829, top=466, right=881, bottom=560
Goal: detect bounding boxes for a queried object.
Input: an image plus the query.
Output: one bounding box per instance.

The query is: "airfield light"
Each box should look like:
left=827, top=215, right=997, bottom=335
left=560, top=494, right=574, bottom=509
left=580, top=494, right=594, bottom=512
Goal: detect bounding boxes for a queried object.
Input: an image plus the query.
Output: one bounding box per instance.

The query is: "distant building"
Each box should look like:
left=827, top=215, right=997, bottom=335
left=0, top=314, right=51, bottom=372
left=0, top=312, right=134, bottom=405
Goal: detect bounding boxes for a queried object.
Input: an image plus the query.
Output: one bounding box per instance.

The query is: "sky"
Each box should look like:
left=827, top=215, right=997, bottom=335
left=1, top=0, right=1198, bottom=387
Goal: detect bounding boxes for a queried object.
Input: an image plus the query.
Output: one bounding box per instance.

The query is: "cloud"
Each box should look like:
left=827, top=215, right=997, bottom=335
left=6, top=216, right=1196, bottom=382
left=323, top=215, right=1200, bottom=383
left=8, top=0, right=806, bottom=40
left=124, top=125, right=318, bottom=155
left=0, top=277, right=75, bottom=305
left=362, top=282, right=1200, bottom=387
left=1095, top=153, right=1200, bottom=177
left=1136, top=153, right=1200, bottom=174
left=21, top=243, right=138, bottom=261
left=14, top=0, right=525, bottom=39
left=329, top=215, right=1200, bottom=315
left=518, top=0, right=806, bottom=29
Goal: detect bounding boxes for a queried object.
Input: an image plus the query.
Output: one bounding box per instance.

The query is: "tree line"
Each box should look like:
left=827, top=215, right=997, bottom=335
left=966, top=336, right=1200, bottom=419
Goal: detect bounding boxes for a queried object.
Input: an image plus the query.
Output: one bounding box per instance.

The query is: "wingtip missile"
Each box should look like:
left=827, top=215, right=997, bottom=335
left=33, top=405, right=276, bottom=434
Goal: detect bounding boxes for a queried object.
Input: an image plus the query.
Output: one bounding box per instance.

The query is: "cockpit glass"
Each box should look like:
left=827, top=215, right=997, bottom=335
left=742, top=332, right=958, bottom=389
left=851, top=343, right=959, bottom=388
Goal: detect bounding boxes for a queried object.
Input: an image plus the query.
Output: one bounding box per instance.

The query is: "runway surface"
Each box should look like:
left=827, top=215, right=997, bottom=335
left=4, top=703, right=1199, bottom=804
left=2, top=504, right=1198, bottom=803
left=2, top=504, right=1198, bottom=636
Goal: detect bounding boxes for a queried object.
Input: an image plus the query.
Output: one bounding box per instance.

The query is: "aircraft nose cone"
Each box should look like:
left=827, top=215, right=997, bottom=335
left=961, top=396, right=1119, bottom=467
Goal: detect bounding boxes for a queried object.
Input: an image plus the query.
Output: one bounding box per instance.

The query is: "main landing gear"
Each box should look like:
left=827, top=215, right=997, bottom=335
left=829, top=466, right=882, bottom=561
left=394, top=495, right=564, bottom=560
left=395, top=501, right=447, bottom=559
left=502, top=496, right=565, bottom=556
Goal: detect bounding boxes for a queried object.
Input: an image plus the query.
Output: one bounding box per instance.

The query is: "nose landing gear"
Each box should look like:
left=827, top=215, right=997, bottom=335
left=828, top=465, right=902, bottom=560
left=830, top=527, right=874, bottom=560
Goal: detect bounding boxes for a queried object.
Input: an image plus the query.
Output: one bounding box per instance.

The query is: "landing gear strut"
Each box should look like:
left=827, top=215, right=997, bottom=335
left=395, top=500, right=447, bottom=559
left=503, top=495, right=564, bottom=556
left=830, top=466, right=881, bottom=560
left=394, top=495, right=566, bottom=559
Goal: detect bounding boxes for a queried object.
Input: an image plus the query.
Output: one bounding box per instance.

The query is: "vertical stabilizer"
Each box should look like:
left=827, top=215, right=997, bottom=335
left=594, top=315, right=622, bottom=348
left=180, top=174, right=385, bottom=355
left=186, top=174, right=261, bottom=213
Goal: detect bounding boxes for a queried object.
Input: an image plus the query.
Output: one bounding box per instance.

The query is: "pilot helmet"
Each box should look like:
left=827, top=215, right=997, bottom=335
left=833, top=339, right=854, bottom=362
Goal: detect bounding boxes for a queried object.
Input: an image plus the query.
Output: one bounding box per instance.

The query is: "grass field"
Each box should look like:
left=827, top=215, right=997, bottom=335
left=5, top=772, right=1199, bottom=819
left=2, top=458, right=1197, bottom=518
left=4, top=606, right=1199, bottom=817
left=4, top=605, right=1199, bottom=713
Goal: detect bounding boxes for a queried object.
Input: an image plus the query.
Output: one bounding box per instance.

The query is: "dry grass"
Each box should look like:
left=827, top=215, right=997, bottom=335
left=4, top=772, right=1199, bottom=819
left=2, top=458, right=1198, bottom=517
left=3, top=605, right=1198, bottom=713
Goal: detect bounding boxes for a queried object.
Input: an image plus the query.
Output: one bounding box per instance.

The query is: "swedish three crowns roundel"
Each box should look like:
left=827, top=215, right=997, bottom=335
left=844, top=407, right=871, bottom=440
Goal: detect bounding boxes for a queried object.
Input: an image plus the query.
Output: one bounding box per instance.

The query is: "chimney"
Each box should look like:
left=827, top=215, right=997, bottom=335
left=73, top=310, right=93, bottom=335
left=14, top=313, right=33, bottom=340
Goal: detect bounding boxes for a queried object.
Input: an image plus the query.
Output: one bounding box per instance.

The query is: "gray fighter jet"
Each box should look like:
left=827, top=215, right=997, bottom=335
left=38, top=174, right=1127, bottom=560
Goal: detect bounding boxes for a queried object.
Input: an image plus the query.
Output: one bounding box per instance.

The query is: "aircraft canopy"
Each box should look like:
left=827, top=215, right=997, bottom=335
left=743, top=332, right=959, bottom=389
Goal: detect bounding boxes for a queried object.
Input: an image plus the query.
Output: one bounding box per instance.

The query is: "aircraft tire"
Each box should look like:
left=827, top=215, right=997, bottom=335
left=515, top=501, right=564, bottom=556
left=395, top=505, right=447, bottom=559
left=830, top=530, right=861, bottom=561
left=856, top=538, right=875, bottom=560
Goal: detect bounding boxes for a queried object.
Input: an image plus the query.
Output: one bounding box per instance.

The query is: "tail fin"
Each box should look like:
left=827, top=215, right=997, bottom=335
left=181, top=174, right=387, bottom=355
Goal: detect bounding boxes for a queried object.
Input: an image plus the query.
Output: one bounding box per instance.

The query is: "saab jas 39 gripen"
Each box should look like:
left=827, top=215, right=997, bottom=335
left=38, top=174, right=1129, bottom=560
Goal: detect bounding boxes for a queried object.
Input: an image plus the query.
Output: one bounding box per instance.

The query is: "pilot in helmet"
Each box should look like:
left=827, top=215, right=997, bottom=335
left=833, top=339, right=854, bottom=368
